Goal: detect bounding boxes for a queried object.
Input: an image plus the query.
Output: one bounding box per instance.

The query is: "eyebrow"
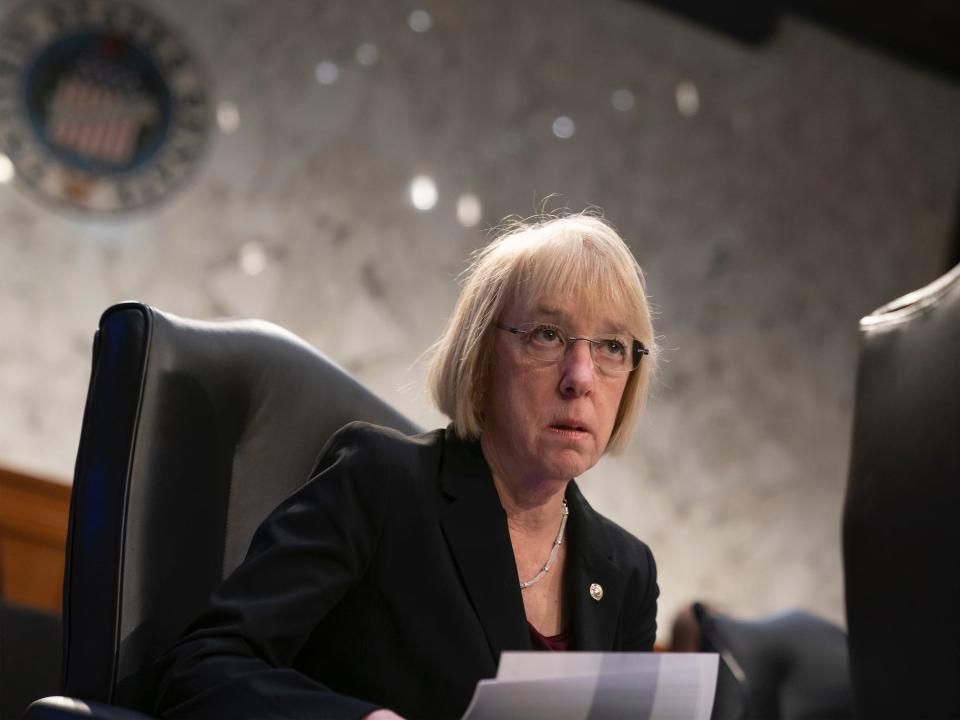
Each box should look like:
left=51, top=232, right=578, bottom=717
left=529, top=306, right=630, bottom=335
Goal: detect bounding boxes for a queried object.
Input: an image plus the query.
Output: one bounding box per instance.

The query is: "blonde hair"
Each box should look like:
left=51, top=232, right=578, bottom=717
left=427, top=212, right=656, bottom=453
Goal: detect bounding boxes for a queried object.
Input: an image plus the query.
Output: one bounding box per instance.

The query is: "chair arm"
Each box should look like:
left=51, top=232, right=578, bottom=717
left=24, top=697, right=157, bottom=720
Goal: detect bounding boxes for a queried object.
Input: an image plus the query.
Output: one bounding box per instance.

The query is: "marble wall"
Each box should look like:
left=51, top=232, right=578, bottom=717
left=2, top=0, right=959, bottom=642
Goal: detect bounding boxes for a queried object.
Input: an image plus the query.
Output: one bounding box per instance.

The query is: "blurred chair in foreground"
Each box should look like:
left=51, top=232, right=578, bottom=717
left=25, top=303, right=419, bottom=719
left=843, top=263, right=960, bottom=720
left=672, top=602, right=853, bottom=720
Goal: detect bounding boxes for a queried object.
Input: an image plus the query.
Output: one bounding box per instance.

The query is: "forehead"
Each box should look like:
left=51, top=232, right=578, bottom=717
left=501, top=245, right=646, bottom=335
left=509, top=293, right=630, bottom=332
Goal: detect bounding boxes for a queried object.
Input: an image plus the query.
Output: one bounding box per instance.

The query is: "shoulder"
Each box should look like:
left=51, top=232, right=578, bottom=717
left=600, top=514, right=656, bottom=578
left=567, top=481, right=655, bottom=574
left=314, top=421, right=446, bottom=474
left=263, top=423, right=447, bottom=544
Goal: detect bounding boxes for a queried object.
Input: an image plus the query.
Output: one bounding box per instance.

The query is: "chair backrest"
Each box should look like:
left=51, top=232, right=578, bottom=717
left=63, top=303, right=420, bottom=713
left=843, top=264, right=960, bottom=719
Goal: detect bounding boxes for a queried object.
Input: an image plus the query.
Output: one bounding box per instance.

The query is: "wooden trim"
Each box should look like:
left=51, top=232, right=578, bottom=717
left=0, top=468, right=71, bottom=542
left=0, top=466, right=71, bottom=611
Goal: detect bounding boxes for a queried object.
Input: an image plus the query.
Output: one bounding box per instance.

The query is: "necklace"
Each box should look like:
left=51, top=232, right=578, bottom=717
left=519, top=499, right=569, bottom=590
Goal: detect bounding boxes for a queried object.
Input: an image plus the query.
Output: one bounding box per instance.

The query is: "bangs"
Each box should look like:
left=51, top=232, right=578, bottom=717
left=505, top=225, right=650, bottom=341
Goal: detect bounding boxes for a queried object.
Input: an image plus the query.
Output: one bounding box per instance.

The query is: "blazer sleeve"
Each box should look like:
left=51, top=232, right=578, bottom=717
left=154, top=423, right=389, bottom=720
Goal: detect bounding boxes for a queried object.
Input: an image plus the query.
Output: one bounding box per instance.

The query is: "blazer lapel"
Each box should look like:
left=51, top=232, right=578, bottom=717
left=438, top=428, right=530, bottom=661
left=565, top=481, right=628, bottom=651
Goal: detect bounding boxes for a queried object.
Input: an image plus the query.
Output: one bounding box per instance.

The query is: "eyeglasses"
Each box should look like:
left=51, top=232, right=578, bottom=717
left=495, top=322, right=649, bottom=374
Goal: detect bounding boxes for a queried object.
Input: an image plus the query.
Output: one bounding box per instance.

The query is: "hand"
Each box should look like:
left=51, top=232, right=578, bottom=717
left=362, top=710, right=406, bottom=720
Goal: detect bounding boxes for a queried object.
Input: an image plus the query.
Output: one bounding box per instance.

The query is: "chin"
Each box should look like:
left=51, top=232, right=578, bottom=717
left=542, top=451, right=595, bottom=480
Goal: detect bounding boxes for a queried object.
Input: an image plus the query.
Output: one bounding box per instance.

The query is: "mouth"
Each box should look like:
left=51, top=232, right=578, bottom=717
left=549, top=420, right=590, bottom=435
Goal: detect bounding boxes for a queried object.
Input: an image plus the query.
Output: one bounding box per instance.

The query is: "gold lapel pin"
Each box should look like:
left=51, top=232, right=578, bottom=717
left=589, top=583, right=603, bottom=601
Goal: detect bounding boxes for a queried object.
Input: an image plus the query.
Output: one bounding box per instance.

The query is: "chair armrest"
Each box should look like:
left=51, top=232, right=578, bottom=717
left=24, top=697, right=157, bottom=720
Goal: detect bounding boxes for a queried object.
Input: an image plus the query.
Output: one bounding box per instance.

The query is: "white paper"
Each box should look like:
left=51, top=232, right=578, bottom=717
left=461, top=652, right=718, bottom=720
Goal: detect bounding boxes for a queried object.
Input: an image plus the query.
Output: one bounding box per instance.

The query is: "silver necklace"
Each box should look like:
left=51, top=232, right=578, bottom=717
left=519, top=499, right=569, bottom=590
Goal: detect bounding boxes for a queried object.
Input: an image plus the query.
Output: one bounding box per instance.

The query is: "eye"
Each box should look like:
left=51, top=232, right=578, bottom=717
left=598, top=338, right=627, bottom=358
left=528, top=325, right=564, bottom=346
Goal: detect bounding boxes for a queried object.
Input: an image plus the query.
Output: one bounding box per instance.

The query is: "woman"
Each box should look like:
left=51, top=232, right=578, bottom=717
left=155, top=213, right=659, bottom=720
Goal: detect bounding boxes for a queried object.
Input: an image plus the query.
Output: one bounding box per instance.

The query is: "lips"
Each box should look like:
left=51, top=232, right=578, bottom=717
left=550, top=419, right=589, bottom=433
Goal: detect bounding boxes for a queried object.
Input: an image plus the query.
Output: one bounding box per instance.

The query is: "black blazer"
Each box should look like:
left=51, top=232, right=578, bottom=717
left=155, top=422, right=658, bottom=720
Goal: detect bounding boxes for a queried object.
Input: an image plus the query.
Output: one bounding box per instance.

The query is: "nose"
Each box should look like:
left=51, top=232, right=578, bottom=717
left=559, top=339, right=596, bottom=398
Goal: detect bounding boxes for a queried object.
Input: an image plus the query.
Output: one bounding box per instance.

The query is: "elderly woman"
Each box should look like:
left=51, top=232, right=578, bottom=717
left=155, top=214, right=659, bottom=720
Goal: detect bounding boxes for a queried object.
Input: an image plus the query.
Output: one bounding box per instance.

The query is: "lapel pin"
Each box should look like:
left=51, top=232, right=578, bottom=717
left=589, top=583, right=603, bottom=601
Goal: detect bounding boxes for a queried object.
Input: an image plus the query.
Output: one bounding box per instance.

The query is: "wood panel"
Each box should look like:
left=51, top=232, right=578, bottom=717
left=0, top=467, right=71, bottom=612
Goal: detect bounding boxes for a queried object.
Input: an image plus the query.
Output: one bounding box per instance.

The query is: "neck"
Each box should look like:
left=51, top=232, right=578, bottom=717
left=481, top=434, right=569, bottom=533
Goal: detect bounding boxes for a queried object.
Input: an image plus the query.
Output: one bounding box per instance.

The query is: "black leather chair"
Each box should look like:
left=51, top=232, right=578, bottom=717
left=843, top=264, right=960, bottom=720
left=26, top=303, right=420, bottom=719
left=694, top=603, right=853, bottom=720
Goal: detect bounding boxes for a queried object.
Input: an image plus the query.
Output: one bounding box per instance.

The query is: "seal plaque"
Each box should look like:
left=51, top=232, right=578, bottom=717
left=0, top=0, right=209, bottom=212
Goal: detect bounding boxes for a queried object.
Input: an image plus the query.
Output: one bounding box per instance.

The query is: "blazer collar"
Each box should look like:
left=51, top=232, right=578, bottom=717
left=564, top=481, right=628, bottom=651
left=437, top=427, right=530, bottom=661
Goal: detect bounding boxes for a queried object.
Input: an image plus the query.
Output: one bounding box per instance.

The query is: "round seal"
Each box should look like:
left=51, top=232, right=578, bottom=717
left=0, top=0, right=209, bottom=212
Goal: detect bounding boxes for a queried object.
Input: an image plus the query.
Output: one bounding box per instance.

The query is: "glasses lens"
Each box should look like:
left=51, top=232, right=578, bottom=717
left=593, top=336, right=631, bottom=373
left=512, top=323, right=643, bottom=373
left=523, top=324, right=566, bottom=361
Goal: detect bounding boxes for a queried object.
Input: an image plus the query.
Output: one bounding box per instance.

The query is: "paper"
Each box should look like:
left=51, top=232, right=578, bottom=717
left=461, top=652, right=718, bottom=720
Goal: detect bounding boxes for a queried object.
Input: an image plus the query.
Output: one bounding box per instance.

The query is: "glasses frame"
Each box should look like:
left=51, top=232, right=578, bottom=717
left=495, top=322, right=649, bottom=374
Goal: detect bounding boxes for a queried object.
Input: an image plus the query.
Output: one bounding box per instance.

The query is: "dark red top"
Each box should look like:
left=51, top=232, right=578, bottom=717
left=527, top=622, right=574, bottom=651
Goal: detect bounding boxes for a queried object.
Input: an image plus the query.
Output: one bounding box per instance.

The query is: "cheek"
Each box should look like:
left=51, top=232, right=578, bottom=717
left=601, top=382, right=629, bottom=430
left=487, top=356, right=538, bottom=426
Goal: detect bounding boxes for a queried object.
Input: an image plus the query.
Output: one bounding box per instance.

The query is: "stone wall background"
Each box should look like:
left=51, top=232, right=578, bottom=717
left=2, top=0, right=959, bottom=642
